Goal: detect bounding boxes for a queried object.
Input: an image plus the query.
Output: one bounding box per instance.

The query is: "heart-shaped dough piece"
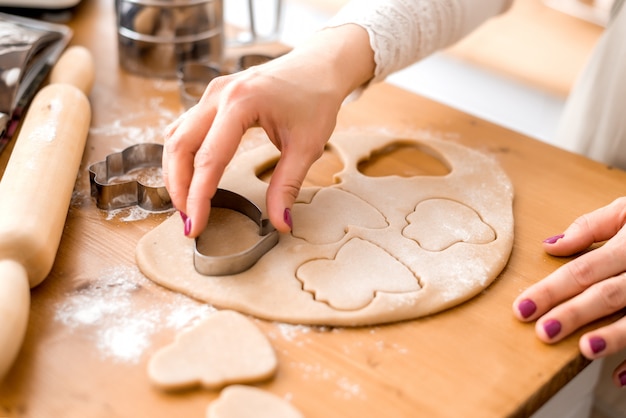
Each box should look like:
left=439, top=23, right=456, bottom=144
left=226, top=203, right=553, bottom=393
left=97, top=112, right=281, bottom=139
left=207, top=385, right=304, bottom=418
left=148, top=310, right=277, bottom=390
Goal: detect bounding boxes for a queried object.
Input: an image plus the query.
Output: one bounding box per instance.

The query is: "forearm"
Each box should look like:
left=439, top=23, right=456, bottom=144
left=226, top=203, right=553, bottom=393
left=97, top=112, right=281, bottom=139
left=286, top=23, right=376, bottom=102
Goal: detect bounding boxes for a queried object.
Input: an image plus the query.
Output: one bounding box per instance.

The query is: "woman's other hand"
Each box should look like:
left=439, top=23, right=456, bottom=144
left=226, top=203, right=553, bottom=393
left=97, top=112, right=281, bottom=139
left=513, top=197, right=626, bottom=387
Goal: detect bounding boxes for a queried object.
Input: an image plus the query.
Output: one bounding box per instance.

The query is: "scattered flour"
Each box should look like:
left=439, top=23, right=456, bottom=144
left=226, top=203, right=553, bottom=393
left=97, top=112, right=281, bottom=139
left=290, top=361, right=366, bottom=400
left=374, top=340, right=409, bottom=354
left=335, top=377, right=363, bottom=400
left=89, top=97, right=180, bottom=149
left=150, top=79, right=179, bottom=94
left=273, top=323, right=312, bottom=342
left=54, top=264, right=214, bottom=364
left=267, top=323, right=334, bottom=348
left=104, top=206, right=174, bottom=222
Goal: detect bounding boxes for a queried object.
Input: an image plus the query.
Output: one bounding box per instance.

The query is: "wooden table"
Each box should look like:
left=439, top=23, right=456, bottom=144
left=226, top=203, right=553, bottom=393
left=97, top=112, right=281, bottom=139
left=1, top=1, right=625, bottom=417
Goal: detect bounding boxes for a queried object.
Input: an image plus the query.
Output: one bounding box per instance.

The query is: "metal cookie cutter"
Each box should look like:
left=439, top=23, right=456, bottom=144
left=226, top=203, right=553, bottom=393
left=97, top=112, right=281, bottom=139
left=194, top=188, right=278, bottom=276
left=88, top=143, right=172, bottom=211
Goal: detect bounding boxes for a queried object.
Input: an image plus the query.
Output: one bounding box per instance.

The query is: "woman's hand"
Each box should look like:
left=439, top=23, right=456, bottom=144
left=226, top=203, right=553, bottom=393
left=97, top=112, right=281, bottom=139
left=162, top=24, right=375, bottom=238
left=513, top=197, right=626, bottom=387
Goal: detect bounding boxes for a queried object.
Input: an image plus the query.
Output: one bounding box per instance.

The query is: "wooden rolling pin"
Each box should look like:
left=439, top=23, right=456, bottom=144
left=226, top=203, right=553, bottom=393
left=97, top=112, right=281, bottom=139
left=0, top=46, right=95, bottom=379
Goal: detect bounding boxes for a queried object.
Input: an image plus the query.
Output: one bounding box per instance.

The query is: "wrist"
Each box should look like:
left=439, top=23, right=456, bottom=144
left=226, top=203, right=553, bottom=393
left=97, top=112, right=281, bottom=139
left=292, top=24, right=376, bottom=100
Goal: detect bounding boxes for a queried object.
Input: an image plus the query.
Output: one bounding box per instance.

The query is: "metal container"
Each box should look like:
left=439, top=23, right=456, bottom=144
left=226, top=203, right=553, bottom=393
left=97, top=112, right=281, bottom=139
left=115, top=0, right=224, bottom=78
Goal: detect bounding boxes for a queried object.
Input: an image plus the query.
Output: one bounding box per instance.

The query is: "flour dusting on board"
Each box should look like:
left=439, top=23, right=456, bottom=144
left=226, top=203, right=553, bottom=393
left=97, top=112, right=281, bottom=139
left=104, top=206, right=174, bottom=222
left=54, top=265, right=214, bottom=363
left=290, top=361, right=366, bottom=400
left=89, top=96, right=180, bottom=149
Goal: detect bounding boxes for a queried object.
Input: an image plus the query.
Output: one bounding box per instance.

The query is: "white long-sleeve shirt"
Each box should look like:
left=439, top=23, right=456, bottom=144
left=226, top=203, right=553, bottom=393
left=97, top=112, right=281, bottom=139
left=328, top=0, right=626, bottom=170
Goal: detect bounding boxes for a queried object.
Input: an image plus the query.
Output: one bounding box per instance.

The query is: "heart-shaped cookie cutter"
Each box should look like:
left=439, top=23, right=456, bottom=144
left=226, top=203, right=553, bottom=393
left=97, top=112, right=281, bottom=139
left=88, top=143, right=172, bottom=212
left=194, top=188, right=278, bottom=276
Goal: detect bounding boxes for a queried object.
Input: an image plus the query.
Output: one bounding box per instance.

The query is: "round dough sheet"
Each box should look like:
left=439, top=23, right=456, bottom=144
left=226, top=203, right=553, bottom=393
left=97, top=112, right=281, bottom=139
left=136, top=132, right=514, bottom=326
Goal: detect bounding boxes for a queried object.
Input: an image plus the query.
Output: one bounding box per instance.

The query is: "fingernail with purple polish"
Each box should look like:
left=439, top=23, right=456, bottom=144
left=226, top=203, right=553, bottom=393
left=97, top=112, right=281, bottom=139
left=589, top=337, right=606, bottom=354
left=518, top=299, right=537, bottom=319
left=619, top=371, right=626, bottom=387
left=180, top=211, right=188, bottom=223
left=543, top=319, right=562, bottom=339
left=184, top=217, right=192, bottom=236
left=284, top=208, right=293, bottom=230
left=543, top=234, right=564, bottom=244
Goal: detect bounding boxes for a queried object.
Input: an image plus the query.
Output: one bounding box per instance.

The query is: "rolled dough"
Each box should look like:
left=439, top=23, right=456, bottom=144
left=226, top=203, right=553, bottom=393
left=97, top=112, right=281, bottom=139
left=136, top=132, right=514, bottom=326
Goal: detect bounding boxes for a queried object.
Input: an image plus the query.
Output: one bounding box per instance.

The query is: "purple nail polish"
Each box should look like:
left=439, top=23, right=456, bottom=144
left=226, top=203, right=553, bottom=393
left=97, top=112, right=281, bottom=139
left=619, top=371, right=626, bottom=387
left=589, top=337, right=606, bottom=354
left=180, top=211, right=188, bottom=223
left=543, top=319, right=562, bottom=339
left=184, top=217, right=192, bottom=236
left=283, top=208, right=293, bottom=230
left=518, top=299, right=537, bottom=319
left=543, top=234, right=564, bottom=244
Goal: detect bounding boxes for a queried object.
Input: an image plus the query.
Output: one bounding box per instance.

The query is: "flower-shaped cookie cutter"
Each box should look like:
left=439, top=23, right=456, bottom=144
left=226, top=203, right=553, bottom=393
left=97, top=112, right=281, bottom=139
left=194, top=188, right=278, bottom=276
left=88, top=143, right=172, bottom=212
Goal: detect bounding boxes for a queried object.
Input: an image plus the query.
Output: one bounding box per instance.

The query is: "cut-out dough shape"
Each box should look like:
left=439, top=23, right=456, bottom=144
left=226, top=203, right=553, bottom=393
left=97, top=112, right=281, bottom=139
left=147, top=310, right=277, bottom=391
left=296, top=238, right=420, bottom=310
left=136, top=132, right=514, bottom=326
left=196, top=208, right=260, bottom=257
left=207, top=385, right=304, bottom=418
left=292, top=188, right=388, bottom=245
left=404, top=198, right=496, bottom=251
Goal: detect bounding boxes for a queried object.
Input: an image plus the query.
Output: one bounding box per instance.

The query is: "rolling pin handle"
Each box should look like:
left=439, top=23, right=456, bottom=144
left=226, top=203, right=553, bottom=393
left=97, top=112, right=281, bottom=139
left=0, top=260, right=30, bottom=380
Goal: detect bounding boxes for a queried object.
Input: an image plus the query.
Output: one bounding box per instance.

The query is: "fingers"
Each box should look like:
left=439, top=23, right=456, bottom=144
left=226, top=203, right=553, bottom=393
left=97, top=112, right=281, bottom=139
left=162, top=108, right=191, bottom=192
left=163, top=75, right=250, bottom=237
left=516, top=271, right=626, bottom=388
left=184, top=106, right=249, bottom=237
left=513, top=198, right=626, bottom=321
left=529, top=273, right=626, bottom=344
left=512, top=199, right=626, bottom=386
left=578, top=310, right=626, bottom=359
left=542, top=197, right=626, bottom=256
left=162, top=57, right=340, bottom=237
left=581, top=318, right=626, bottom=389
left=265, top=137, right=324, bottom=232
left=163, top=104, right=215, bottom=216
left=514, top=239, right=626, bottom=322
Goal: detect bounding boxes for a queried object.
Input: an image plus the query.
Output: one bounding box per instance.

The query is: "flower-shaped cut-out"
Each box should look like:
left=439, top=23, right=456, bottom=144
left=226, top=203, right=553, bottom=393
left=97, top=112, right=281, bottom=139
left=403, top=198, right=495, bottom=251
left=296, top=238, right=420, bottom=310
left=292, top=188, right=388, bottom=245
